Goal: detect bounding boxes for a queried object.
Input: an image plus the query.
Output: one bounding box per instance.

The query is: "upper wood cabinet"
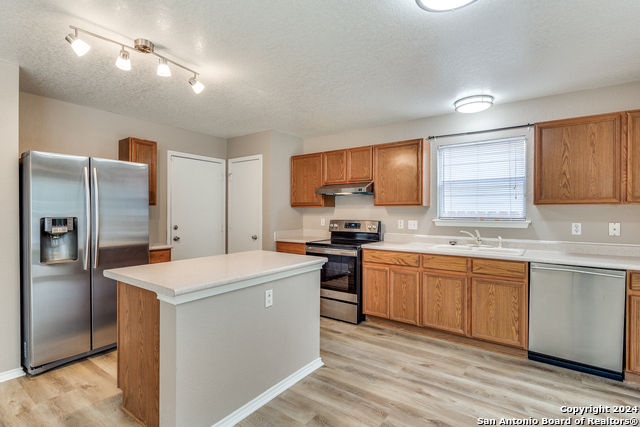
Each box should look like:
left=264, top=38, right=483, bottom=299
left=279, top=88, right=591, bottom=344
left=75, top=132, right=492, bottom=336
left=119, top=137, right=157, bottom=206
left=322, top=146, right=373, bottom=185
left=373, top=139, right=430, bottom=206
left=290, top=153, right=335, bottom=207
left=534, top=112, right=623, bottom=204
left=626, top=110, right=640, bottom=203
left=322, top=150, right=347, bottom=184
left=347, top=146, right=373, bottom=183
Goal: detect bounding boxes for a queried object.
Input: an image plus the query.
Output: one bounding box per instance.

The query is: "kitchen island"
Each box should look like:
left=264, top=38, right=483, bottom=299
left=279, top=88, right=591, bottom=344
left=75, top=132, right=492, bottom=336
left=104, top=250, right=327, bottom=427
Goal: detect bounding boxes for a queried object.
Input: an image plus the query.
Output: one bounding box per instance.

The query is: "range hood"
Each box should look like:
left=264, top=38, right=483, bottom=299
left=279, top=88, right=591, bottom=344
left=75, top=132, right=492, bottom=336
left=315, top=182, right=374, bottom=196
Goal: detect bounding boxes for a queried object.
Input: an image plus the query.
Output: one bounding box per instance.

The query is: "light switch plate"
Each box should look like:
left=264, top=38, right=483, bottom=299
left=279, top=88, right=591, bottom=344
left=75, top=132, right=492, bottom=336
left=609, top=222, right=620, bottom=236
left=408, top=220, right=418, bottom=230
left=321, top=218, right=325, bottom=226
left=398, top=220, right=404, bottom=229
left=572, top=223, right=581, bottom=235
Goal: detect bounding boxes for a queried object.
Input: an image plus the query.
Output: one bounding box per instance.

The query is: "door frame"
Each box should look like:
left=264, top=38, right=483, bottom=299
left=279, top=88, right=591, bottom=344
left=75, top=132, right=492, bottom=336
left=228, top=154, right=263, bottom=251
left=166, top=150, right=226, bottom=248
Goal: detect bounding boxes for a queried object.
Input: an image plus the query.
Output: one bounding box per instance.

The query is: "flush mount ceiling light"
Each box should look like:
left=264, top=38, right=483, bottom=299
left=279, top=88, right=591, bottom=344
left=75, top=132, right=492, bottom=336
left=64, top=25, right=204, bottom=94
left=415, top=0, right=477, bottom=12
left=454, top=95, right=494, bottom=113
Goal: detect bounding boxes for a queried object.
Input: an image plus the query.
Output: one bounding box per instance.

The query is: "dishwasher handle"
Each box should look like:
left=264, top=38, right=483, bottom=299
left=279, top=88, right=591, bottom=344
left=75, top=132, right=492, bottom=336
left=530, top=263, right=626, bottom=279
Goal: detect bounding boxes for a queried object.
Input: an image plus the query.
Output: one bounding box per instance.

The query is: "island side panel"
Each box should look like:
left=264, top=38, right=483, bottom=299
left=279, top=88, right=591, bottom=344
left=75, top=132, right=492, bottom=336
left=159, top=302, right=177, bottom=427
left=161, top=270, right=321, bottom=427
left=117, top=281, right=160, bottom=427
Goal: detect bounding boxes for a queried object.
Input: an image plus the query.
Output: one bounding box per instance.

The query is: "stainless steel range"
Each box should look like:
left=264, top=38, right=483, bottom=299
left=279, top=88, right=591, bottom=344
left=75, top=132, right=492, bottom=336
left=305, top=220, right=381, bottom=324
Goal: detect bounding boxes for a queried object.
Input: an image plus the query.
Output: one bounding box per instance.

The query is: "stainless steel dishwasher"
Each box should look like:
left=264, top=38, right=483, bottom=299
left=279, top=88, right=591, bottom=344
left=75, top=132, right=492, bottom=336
left=529, top=263, right=626, bottom=381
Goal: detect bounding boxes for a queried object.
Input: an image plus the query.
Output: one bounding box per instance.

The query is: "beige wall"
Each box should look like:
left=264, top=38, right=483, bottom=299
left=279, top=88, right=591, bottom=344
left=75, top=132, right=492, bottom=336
left=19, top=93, right=227, bottom=245
left=269, top=130, right=304, bottom=250
left=227, top=130, right=303, bottom=251
left=303, top=80, right=640, bottom=245
left=0, top=61, right=20, bottom=374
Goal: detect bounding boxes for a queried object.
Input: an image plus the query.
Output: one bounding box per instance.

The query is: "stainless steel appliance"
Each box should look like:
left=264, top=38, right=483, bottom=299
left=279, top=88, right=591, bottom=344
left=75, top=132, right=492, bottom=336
left=305, top=220, right=381, bottom=324
left=529, top=262, right=626, bottom=381
left=20, top=151, right=149, bottom=375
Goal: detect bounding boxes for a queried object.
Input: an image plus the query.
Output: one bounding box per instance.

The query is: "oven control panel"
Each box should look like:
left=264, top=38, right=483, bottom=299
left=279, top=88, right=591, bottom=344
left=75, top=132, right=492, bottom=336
left=329, top=220, right=380, bottom=234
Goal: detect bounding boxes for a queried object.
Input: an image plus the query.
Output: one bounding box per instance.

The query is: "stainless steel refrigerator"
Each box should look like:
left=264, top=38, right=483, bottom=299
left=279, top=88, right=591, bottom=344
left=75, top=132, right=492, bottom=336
left=20, top=151, right=149, bottom=375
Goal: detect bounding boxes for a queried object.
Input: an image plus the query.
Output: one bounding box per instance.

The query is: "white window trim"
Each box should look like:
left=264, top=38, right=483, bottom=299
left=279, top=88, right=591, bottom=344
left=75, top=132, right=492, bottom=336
left=432, top=219, right=531, bottom=229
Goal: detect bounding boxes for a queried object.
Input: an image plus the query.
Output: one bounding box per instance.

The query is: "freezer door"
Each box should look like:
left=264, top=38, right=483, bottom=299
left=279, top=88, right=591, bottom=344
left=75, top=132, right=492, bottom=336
left=91, top=158, right=149, bottom=349
left=529, top=263, right=626, bottom=373
left=21, top=151, right=92, bottom=368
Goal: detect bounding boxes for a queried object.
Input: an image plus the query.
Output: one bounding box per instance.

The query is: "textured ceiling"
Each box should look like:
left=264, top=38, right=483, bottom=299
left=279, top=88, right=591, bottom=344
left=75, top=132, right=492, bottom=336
left=3, top=0, right=640, bottom=139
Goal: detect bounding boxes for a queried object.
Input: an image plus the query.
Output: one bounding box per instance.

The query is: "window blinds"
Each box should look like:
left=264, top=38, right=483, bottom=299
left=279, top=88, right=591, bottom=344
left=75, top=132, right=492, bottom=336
left=437, top=136, right=526, bottom=221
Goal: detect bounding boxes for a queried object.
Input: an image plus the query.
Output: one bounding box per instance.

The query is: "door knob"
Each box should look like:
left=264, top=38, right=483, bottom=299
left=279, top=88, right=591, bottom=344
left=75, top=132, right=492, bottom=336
left=252, top=235, right=258, bottom=240
left=173, top=225, right=179, bottom=230
left=173, top=236, right=180, bottom=242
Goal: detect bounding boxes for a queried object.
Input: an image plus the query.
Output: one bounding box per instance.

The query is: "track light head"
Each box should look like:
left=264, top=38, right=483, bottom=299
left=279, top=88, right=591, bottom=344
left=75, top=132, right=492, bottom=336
left=189, top=76, right=204, bottom=94
left=157, top=58, right=171, bottom=77
left=116, top=49, right=131, bottom=71
left=65, top=33, right=90, bottom=57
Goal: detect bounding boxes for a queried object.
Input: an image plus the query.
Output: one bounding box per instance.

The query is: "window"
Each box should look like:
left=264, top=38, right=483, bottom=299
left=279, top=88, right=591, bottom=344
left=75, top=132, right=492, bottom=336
left=437, top=136, right=526, bottom=221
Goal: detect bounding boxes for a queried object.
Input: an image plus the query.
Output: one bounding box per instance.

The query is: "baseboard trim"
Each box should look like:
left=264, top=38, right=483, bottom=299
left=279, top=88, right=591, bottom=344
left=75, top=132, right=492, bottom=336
left=0, top=367, right=25, bottom=383
left=211, top=357, right=324, bottom=427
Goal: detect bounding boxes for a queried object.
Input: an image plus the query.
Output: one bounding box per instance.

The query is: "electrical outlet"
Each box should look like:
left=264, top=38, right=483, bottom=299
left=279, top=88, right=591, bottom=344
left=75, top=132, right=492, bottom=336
left=572, top=223, right=581, bottom=235
left=609, top=222, right=620, bottom=237
left=398, top=220, right=404, bottom=229
left=408, top=220, right=418, bottom=230
left=321, top=218, right=325, bottom=226
left=265, top=289, right=273, bottom=307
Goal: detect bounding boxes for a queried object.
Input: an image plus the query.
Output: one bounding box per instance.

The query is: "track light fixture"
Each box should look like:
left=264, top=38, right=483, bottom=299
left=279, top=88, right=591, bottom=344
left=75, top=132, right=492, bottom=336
left=64, top=25, right=204, bottom=94
left=116, top=48, right=131, bottom=71
left=157, top=58, right=171, bottom=77
left=65, top=29, right=91, bottom=57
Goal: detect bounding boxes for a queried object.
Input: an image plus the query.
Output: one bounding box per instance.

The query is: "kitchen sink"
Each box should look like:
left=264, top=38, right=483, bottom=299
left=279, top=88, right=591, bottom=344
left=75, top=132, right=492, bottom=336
left=429, top=244, right=525, bottom=256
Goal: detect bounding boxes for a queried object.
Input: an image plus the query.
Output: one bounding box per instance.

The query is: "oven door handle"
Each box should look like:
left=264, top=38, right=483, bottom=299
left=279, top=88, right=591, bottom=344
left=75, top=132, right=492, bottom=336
left=305, top=247, right=358, bottom=257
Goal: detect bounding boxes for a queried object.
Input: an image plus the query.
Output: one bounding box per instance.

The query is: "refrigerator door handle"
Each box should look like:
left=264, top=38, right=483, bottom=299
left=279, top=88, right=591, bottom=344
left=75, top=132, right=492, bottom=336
left=92, top=167, right=100, bottom=269
left=83, top=167, right=90, bottom=271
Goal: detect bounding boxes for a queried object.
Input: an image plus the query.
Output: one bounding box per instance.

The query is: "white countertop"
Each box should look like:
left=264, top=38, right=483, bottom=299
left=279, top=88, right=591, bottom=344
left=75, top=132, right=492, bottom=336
left=362, top=241, right=640, bottom=271
left=105, top=250, right=327, bottom=300
left=150, top=244, right=173, bottom=250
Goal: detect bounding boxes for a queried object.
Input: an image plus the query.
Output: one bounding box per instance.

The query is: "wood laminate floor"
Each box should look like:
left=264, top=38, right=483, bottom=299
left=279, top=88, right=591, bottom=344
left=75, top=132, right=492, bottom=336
left=1, top=318, right=640, bottom=426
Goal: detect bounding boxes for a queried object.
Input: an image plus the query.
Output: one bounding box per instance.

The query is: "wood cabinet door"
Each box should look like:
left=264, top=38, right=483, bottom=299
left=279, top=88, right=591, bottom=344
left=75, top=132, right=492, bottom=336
left=627, top=110, right=640, bottom=203
left=363, top=265, right=389, bottom=318
left=119, top=137, right=157, bottom=206
left=389, top=268, right=420, bottom=325
left=534, top=112, right=623, bottom=204
left=470, top=278, right=527, bottom=348
left=373, top=139, right=429, bottom=206
left=291, top=153, right=334, bottom=207
left=423, top=273, right=467, bottom=335
left=322, top=150, right=347, bottom=185
left=347, top=146, right=373, bottom=183
left=629, top=295, right=640, bottom=373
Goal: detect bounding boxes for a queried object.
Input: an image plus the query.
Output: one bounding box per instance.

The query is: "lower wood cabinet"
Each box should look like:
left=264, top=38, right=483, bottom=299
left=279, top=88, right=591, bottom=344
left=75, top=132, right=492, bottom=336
left=275, top=241, right=306, bottom=255
left=390, top=269, right=420, bottom=325
left=363, top=265, right=390, bottom=318
left=149, top=248, right=171, bottom=264
left=470, top=278, right=527, bottom=349
left=629, top=295, right=640, bottom=373
left=422, top=272, right=467, bottom=336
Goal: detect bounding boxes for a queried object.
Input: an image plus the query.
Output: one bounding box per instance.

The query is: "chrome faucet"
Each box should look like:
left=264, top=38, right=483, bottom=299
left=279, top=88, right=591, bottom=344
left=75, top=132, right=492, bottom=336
left=460, top=230, right=482, bottom=246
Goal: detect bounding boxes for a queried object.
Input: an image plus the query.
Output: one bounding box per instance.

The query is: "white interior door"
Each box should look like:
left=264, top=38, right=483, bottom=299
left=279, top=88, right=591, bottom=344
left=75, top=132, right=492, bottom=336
left=228, top=155, right=262, bottom=253
left=168, top=151, right=225, bottom=260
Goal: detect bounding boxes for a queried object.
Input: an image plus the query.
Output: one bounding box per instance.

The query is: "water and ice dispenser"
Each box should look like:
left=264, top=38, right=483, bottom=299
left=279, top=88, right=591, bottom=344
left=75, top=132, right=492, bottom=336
left=40, top=217, right=78, bottom=264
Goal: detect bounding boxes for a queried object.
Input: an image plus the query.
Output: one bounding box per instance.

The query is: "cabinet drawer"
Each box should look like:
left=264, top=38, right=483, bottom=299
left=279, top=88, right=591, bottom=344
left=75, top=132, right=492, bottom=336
left=423, top=255, right=467, bottom=273
left=149, top=249, right=171, bottom=264
left=276, top=242, right=306, bottom=255
left=363, top=250, right=420, bottom=268
left=630, top=272, right=640, bottom=292
left=472, top=259, right=526, bottom=279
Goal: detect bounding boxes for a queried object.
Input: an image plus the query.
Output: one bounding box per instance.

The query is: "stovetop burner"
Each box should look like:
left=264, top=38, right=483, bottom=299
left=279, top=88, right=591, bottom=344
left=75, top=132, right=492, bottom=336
left=306, top=220, right=382, bottom=248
